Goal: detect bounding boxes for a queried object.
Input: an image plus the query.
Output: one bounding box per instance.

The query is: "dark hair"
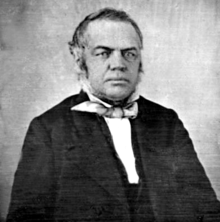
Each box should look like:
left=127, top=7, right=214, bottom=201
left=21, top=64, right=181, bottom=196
left=68, top=7, right=143, bottom=56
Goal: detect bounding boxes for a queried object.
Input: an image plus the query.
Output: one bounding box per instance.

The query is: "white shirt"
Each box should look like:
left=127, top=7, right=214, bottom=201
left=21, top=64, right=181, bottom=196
left=104, top=117, right=139, bottom=184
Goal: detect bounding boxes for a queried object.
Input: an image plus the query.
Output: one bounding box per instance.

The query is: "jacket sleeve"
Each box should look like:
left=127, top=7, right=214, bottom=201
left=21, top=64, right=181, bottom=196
left=6, top=117, right=56, bottom=222
left=172, top=111, right=220, bottom=221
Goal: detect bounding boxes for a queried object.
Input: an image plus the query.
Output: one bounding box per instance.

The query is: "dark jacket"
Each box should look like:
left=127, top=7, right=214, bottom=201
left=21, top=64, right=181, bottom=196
left=6, top=92, right=220, bottom=222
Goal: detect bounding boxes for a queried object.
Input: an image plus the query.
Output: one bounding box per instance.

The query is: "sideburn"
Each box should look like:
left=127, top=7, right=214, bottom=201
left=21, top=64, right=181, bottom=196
left=80, top=58, right=88, bottom=77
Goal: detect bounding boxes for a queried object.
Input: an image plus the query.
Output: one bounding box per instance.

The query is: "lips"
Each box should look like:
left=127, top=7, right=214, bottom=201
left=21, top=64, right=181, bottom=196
left=106, top=78, right=129, bottom=83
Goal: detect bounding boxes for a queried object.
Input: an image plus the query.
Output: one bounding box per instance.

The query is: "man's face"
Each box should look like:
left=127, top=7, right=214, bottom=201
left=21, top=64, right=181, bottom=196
left=83, top=20, right=142, bottom=101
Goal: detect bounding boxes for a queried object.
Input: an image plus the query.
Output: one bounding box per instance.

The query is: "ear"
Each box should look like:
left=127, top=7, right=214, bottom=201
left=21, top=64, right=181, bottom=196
left=72, top=47, right=82, bottom=61
left=69, top=47, right=83, bottom=69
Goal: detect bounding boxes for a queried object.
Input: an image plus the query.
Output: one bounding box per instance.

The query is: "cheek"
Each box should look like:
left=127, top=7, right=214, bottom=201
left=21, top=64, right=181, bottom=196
left=87, top=69, right=103, bottom=87
left=128, top=63, right=140, bottom=77
left=87, top=60, right=107, bottom=74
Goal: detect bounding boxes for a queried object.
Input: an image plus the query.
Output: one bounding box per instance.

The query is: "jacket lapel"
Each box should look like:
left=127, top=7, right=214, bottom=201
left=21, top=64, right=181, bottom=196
left=131, top=97, right=180, bottom=221
left=130, top=99, right=161, bottom=220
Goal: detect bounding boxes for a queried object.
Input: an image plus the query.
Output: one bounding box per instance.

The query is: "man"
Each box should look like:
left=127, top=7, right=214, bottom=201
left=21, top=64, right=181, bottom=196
left=6, top=8, right=220, bottom=222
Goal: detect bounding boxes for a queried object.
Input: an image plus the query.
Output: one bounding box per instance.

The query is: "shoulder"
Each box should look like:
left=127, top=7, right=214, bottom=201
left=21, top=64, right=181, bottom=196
left=138, top=96, right=178, bottom=121
left=39, top=94, right=78, bottom=118
left=29, top=93, right=82, bottom=129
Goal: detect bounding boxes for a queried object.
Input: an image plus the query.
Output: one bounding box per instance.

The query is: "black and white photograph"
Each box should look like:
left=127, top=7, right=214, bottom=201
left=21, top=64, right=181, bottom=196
left=0, top=0, right=220, bottom=221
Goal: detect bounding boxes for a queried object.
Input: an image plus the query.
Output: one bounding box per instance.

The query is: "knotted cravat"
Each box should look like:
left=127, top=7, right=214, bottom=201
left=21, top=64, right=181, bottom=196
left=71, top=100, right=138, bottom=119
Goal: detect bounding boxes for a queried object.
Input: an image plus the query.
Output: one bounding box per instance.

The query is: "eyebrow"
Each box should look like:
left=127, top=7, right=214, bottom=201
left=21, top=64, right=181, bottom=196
left=121, top=47, right=138, bottom=52
left=93, top=46, right=138, bottom=52
left=93, top=46, right=113, bottom=51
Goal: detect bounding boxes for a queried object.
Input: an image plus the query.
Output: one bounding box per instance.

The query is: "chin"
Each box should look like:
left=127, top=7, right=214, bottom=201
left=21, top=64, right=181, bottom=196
left=106, top=91, right=132, bottom=101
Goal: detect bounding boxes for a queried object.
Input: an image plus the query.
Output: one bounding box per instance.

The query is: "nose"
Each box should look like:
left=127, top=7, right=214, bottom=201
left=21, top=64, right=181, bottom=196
left=109, top=51, right=127, bottom=72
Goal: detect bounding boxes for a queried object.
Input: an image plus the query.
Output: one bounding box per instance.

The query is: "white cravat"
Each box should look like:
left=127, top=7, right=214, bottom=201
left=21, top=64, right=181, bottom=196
left=72, top=99, right=138, bottom=119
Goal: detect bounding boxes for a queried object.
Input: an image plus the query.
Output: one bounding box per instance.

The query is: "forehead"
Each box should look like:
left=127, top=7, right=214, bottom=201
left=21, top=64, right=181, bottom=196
left=85, top=20, right=141, bottom=49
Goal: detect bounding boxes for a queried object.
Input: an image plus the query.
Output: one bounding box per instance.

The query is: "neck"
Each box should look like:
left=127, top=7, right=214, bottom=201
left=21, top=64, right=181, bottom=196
left=98, top=96, right=130, bottom=107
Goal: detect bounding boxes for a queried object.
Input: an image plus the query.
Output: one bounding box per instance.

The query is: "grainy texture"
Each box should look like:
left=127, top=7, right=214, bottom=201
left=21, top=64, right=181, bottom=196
left=0, top=0, right=220, bottom=220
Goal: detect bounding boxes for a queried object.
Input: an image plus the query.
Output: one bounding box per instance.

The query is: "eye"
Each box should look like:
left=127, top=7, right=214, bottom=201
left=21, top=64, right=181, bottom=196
left=95, top=51, right=111, bottom=59
left=123, top=51, right=137, bottom=61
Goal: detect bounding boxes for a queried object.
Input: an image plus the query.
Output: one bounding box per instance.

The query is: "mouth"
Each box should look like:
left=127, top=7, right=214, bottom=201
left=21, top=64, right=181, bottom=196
left=106, top=78, right=129, bottom=84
